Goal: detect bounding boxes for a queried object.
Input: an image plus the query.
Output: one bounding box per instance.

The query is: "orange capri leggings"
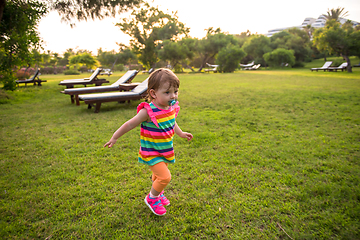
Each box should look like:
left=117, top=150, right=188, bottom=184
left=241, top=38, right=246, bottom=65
left=149, top=162, right=171, bottom=193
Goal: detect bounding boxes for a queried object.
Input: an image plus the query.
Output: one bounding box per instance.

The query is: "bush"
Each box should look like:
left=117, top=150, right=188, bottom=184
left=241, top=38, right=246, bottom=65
left=40, top=66, right=67, bottom=74
left=16, top=68, right=35, bottom=79
left=264, top=48, right=295, bottom=67
left=1, top=72, right=17, bottom=91
left=114, top=64, right=125, bottom=71
left=216, top=45, right=246, bottom=72
left=293, top=61, right=305, bottom=68
left=64, top=69, right=80, bottom=75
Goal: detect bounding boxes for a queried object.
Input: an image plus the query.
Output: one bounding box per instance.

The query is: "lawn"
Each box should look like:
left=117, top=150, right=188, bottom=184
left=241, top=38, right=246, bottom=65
left=0, top=65, right=360, bottom=239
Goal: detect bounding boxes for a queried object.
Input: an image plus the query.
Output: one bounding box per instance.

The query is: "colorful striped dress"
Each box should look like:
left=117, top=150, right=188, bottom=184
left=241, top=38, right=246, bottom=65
left=137, top=102, right=180, bottom=166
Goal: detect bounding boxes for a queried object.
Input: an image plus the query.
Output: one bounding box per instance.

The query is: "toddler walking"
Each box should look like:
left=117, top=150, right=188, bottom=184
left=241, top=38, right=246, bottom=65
left=104, top=68, right=193, bottom=216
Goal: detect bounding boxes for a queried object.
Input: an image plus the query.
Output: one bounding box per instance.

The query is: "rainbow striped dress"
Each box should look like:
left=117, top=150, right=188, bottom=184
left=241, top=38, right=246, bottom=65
left=137, top=102, right=180, bottom=166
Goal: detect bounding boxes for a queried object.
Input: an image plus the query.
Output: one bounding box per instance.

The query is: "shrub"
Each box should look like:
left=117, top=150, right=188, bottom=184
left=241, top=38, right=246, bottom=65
left=64, top=69, right=80, bottom=75
left=264, top=48, right=295, bottom=67
left=1, top=72, right=17, bottom=91
left=16, top=68, right=35, bottom=79
left=216, top=45, right=246, bottom=72
left=114, top=64, right=125, bottom=71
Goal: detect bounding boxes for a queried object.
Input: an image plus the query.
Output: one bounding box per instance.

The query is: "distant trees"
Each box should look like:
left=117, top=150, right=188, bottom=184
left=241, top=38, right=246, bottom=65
left=116, top=3, right=189, bottom=69
left=324, top=7, right=348, bottom=21
left=263, top=48, right=295, bottom=67
left=242, top=35, right=272, bottom=67
left=313, top=19, right=360, bottom=72
left=196, top=28, right=240, bottom=71
left=269, top=28, right=312, bottom=67
left=216, top=44, right=246, bottom=72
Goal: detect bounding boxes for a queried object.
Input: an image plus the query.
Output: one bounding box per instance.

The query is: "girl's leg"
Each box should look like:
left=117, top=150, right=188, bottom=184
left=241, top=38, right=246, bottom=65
left=149, top=162, right=171, bottom=196
left=144, top=162, right=171, bottom=216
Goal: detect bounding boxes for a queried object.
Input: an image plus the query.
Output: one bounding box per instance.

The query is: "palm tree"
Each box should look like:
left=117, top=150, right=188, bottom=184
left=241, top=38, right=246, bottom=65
left=325, top=7, right=348, bottom=21
left=303, top=24, right=315, bottom=39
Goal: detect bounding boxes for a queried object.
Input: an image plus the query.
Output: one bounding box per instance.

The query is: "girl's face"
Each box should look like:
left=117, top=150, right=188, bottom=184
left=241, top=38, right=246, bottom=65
left=150, top=82, right=178, bottom=109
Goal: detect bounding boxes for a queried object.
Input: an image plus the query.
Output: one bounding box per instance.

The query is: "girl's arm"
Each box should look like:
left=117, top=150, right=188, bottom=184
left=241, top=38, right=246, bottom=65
left=104, top=108, right=149, bottom=148
left=174, top=122, right=193, bottom=141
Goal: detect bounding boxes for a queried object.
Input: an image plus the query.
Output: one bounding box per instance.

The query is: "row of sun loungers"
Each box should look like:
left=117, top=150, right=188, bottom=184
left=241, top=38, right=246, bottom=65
left=59, top=69, right=148, bottom=113
left=61, top=70, right=139, bottom=105
left=310, top=61, right=348, bottom=72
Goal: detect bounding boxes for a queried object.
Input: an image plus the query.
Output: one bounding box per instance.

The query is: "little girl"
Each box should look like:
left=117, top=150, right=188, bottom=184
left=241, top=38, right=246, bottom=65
left=104, top=68, right=193, bottom=216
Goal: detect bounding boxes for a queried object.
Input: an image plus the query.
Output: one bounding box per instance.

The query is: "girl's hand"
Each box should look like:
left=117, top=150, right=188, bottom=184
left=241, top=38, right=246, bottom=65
left=181, top=132, right=193, bottom=141
left=104, top=139, right=117, bottom=148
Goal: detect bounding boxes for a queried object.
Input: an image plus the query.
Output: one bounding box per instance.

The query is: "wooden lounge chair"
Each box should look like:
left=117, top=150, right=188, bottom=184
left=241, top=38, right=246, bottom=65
left=204, top=63, right=218, bottom=73
left=310, top=61, right=332, bottom=72
left=59, top=68, right=109, bottom=88
left=327, top=62, right=348, bottom=72
left=61, top=70, right=139, bottom=105
left=79, top=78, right=149, bottom=113
left=16, top=68, right=46, bottom=86
left=244, top=64, right=261, bottom=70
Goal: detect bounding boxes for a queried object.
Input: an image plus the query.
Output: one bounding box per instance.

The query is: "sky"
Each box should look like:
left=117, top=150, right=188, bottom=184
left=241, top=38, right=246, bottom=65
left=37, top=0, right=360, bottom=55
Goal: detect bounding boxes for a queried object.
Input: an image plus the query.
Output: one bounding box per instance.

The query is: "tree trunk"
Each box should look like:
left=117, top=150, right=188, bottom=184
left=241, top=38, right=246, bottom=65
left=343, top=55, right=352, bottom=73
left=0, top=0, right=6, bottom=22
left=182, top=63, right=194, bottom=72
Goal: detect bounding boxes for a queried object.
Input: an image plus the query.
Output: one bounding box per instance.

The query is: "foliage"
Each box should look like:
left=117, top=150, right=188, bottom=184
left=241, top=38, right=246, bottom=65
left=197, top=29, right=239, bottom=71
left=117, top=3, right=189, bottom=69
left=324, top=7, right=348, bottom=21
left=158, top=38, right=197, bottom=70
left=0, top=0, right=47, bottom=90
left=216, top=45, right=246, bottom=72
left=97, top=48, right=137, bottom=68
left=263, top=48, right=296, bottom=67
left=63, top=69, right=80, bottom=75
left=48, top=0, right=142, bottom=26
left=69, top=52, right=98, bottom=69
left=270, top=28, right=312, bottom=64
left=242, top=35, right=272, bottom=66
left=313, top=19, right=360, bottom=72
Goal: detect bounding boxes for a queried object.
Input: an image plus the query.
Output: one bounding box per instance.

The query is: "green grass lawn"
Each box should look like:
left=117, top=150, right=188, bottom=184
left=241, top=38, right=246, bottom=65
left=0, top=66, right=360, bottom=239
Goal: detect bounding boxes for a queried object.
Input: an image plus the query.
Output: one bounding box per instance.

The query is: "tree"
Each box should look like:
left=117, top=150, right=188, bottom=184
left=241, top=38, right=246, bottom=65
left=270, top=28, right=312, bottom=66
left=197, top=29, right=239, bottom=71
left=69, top=52, right=98, bottom=69
left=0, top=0, right=47, bottom=90
left=158, top=40, right=186, bottom=70
left=324, top=7, right=348, bottom=21
left=263, top=48, right=295, bottom=67
left=216, top=45, right=246, bottom=72
left=303, top=24, right=315, bottom=39
left=117, top=3, right=189, bottom=69
left=0, top=0, right=142, bottom=25
left=313, top=19, right=360, bottom=72
left=242, top=35, right=272, bottom=66
left=158, top=38, right=197, bottom=71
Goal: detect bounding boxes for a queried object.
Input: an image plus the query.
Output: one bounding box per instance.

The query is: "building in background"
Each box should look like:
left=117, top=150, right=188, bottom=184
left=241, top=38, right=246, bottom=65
left=266, top=15, right=359, bottom=37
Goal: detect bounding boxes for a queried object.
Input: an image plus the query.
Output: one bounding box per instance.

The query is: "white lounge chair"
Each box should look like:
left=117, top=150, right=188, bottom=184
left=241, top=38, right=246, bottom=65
left=240, top=61, right=255, bottom=68
left=59, top=68, right=109, bottom=88
left=310, top=61, right=332, bottom=72
left=327, top=62, right=348, bottom=72
left=204, top=63, right=219, bottom=73
left=245, top=64, right=261, bottom=70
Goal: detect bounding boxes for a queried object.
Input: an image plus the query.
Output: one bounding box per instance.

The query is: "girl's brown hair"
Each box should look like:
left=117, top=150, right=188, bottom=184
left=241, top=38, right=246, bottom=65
left=147, top=68, right=180, bottom=101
